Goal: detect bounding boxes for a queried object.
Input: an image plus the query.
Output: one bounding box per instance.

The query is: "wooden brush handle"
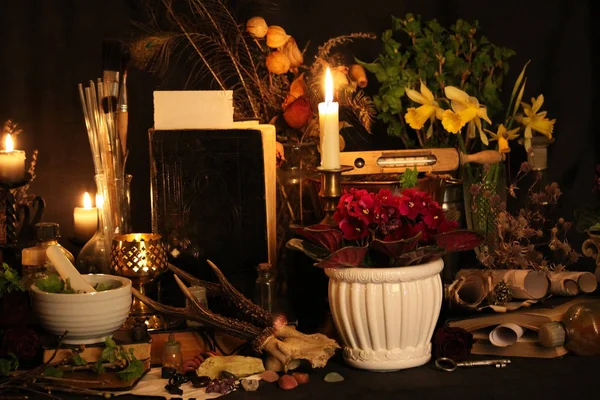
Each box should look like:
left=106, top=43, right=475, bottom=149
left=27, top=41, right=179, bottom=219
left=117, top=111, right=128, bottom=153
left=460, top=150, right=502, bottom=166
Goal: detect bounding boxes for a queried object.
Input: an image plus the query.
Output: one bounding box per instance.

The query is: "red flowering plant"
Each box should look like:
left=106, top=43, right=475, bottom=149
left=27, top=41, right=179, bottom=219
left=287, top=188, right=485, bottom=268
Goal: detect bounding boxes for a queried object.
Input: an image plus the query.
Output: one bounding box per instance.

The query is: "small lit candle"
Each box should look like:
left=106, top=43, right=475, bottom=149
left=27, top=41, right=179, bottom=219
left=0, top=134, right=26, bottom=183
left=318, top=67, right=340, bottom=169
left=73, top=192, right=98, bottom=243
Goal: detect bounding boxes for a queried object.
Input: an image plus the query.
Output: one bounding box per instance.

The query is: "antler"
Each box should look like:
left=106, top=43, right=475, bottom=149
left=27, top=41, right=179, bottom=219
left=133, top=260, right=339, bottom=370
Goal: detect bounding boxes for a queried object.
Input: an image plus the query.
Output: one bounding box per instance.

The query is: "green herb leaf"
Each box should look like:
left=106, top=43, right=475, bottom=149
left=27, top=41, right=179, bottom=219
left=0, top=353, right=19, bottom=377
left=93, top=282, right=111, bottom=292
left=43, top=366, right=64, bottom=378
left=93, top=360, right=105, bottom=375
left=0, top=263, right=25, bottom=299
left=71, top=353, right=88, bottom=366
left=116, top=356, right=144, bottom=381
left=399, top=167, right=419, bottom=189
left=35, top=274, right=64, bottom=293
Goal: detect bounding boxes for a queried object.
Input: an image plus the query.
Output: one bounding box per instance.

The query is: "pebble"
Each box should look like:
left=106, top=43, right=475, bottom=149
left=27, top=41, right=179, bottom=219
left=241, top=379, right=260, bottom=391
left=278, top=374, right=298, bottom=390
left=292, top=372, right=309, bottom=384
left=324, top=372, right=344, bottom=383
left=261, top=370, right=280, bottom=383
left=220, top=371, right=238, bottom=380
left=191, top=375, right=211, bottom=388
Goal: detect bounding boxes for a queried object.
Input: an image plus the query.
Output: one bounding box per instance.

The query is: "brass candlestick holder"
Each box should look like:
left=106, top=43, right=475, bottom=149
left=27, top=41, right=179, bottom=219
left=110, top=233, right=169, bottom=330
left=317, top=165, right=354, bottom=225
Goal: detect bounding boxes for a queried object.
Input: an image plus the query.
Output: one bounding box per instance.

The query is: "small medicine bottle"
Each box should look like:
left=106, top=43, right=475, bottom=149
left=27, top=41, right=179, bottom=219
left=161, top=333, right=183, bottom=372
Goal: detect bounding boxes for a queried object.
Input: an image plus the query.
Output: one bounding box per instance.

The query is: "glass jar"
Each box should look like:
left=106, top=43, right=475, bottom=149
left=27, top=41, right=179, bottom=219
left=20, top=246, right=48, bottom=289
left=33, top=222, right=74, bottom=274
left=161, top=333, right=183, bottom=372
left=186, top=285, right=208, bottom=328
left=254, top=263, right=276, bottom=312
left=539, top=300, right=600, bottom=355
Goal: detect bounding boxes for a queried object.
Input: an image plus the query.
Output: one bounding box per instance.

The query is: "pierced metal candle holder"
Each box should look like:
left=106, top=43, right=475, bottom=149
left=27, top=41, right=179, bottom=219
left=317, top=165, right=354, bottom=226
left=110, top=233, right=169, bottom=330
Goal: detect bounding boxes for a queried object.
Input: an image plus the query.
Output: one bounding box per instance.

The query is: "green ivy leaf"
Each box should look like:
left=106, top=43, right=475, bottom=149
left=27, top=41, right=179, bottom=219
left=116, top=356, right=144, bottom=381
left=399, top=167, right=419, bottom=189
left=71, top=353, right=88, bottom=366
left=93, top=360, right=105, bottom=375
left=0, top=353, right=19, bottom=377
left=43, top=366, right=64, bottom=378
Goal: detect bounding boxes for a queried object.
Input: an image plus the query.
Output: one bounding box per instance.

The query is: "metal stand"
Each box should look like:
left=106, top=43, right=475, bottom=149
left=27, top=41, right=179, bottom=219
left=316, top=166, right=354, bottom=225
left=0, top=173, right=34, bottom=264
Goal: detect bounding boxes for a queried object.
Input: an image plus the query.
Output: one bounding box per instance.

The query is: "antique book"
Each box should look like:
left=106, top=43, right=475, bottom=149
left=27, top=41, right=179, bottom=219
left=447, top=297, right=590, bottom=332
left=470, top=329, right=568, bottom=359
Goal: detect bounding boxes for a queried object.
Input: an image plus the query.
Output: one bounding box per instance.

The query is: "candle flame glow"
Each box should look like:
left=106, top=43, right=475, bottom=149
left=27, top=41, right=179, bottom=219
left=83, top=192, right=93, bottom=209
left=324, top=67, right=333, bottom=103
left=4, top=134, right=14, bottom=152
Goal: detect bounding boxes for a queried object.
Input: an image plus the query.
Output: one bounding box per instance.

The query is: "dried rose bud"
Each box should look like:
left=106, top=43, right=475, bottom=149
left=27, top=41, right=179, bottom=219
left=246, top=17, right=268, bottom=38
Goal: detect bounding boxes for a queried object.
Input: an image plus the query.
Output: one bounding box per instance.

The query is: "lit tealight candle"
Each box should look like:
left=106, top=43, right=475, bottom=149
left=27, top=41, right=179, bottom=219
left=0, top=134, right=26, bottom=183
left=73, top=192, right=98, bottom=243
left=318, top=67, right=340, bottom=170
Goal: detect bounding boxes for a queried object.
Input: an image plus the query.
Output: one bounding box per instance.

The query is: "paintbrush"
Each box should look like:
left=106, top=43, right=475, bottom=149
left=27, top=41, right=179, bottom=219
left=101, top=38, right=122, bottom=113
left=117, top=45, right=129, bottom=157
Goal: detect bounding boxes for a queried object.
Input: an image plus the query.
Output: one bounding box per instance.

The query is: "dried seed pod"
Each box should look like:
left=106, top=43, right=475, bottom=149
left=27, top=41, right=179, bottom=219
left=266, top=51, right=291, bottom=74
left=246, top=16, right=268, bottom=38
left=266, top=26, right=291, bottom=48
left=348, top=64, right=368, bottom=88
left=281, top=37, right=303, bottom=68
left=330, top=68, right=349, bottom=91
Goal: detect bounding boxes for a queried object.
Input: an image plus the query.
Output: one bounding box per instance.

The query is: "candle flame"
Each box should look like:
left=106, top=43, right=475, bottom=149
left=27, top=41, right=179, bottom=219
left=4, top=134, right=14, bottom=152
left=96, top=194, right=104, bottom=209
left=83, top=192, right=93, bottom=209
left=324, top=67, right=333, bottom=103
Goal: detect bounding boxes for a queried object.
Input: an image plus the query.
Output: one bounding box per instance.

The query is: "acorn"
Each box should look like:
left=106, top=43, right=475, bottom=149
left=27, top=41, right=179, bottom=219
left=281, top=37, right=303, bottom=68
left=283, top=97, right=312, bottom=129
left=266, top=26, right=290, bottom=48
left=246, top=17, right=268, bottom=38
left=348, top=64, right=368, bottom=88
left=266, top=51, right=291, bottom=74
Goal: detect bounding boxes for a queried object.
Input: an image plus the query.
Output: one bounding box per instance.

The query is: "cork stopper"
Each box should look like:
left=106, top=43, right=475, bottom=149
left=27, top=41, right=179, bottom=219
left=538, top=322, right=566, bottom=348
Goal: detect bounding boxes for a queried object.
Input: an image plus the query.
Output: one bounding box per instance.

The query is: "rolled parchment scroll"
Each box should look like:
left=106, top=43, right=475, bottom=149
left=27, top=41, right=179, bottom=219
left=489, top=323, right=525, bottom=347
left=548, top=271, right=597, bottom=295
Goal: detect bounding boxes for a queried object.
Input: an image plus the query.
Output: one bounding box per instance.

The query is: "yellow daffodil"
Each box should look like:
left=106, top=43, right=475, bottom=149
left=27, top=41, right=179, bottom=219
left=515, top=94, right=555, bottom=151
left=441, top=86, right=492, bottom=145
left=404, top=81, right=444, bottom=138
left=484, top=124, right=520, bottom=153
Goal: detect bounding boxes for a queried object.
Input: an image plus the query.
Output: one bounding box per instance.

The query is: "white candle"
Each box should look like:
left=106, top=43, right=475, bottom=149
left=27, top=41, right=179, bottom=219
left=0, top=134, right=26, bottom=183
left=318, top=67, right=340, bottom=169
left=73, top=192, right=98, bottom=243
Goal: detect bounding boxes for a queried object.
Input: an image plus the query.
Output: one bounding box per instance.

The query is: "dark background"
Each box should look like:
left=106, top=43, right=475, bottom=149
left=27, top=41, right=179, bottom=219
left=0, top=0, right=597, bottom=255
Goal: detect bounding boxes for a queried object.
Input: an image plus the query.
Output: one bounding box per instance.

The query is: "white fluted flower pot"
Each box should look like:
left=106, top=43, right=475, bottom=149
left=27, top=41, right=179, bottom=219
left=326, top=258, right=443, bottom=371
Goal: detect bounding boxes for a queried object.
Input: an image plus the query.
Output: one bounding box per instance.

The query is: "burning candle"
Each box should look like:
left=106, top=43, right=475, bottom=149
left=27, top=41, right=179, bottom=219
left=318, top=67, right=340, bottom=169
left=0, top=134, right=26, bottom=183
left=73, top=192, right=98, bottom=243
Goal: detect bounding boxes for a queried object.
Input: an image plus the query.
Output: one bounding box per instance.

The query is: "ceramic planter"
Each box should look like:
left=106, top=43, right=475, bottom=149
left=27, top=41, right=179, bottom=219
left=325, top=258, right=443, bottom=371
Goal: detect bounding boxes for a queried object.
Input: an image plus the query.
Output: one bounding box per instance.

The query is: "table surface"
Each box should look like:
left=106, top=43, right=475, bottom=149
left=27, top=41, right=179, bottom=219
left=13, top=352, right=599, bottom=400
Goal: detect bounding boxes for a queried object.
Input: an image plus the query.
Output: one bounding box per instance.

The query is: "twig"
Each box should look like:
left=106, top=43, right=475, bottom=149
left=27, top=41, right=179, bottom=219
left=40, top=376, right=109, bottom=385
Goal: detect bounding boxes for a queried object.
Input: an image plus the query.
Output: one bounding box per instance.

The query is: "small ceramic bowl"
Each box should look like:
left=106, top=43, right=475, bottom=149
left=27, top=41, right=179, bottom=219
left=30, top=274, right=132, bottom=344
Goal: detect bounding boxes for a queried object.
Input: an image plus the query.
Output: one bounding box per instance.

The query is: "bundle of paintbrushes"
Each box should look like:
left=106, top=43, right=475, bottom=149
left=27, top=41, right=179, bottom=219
left=77, top=39, right=130, bottom=250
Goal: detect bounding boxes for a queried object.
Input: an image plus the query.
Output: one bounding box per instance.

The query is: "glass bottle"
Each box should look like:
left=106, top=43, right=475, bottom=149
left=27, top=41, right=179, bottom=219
left=186, top=285, right=208, bottom=328
left=76, top=202, right=109, bottom=274
left=20, top=246, right=48, bottom=289
left=254, top=263, right=276, bottom=312
left=33, top=222, right=75, bottom=275
left=538, top=300, right=600, bottom=355
left=161, top=333, right=183, bottom=372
